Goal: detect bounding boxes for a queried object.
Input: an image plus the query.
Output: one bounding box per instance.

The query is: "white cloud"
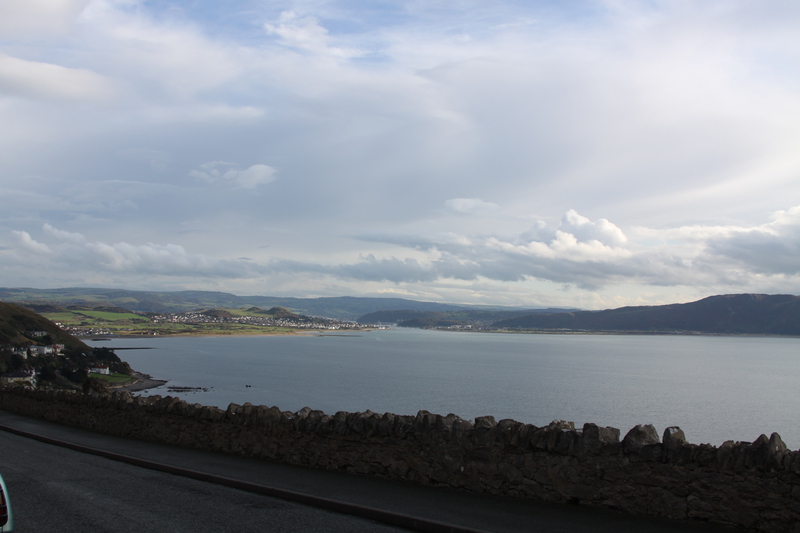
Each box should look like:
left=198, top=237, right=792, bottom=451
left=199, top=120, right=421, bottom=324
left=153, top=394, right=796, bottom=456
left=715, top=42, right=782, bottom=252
left=234, top=164, right=278, bottom=189
left=445, top=198, right=499, bottom=215
left=261, top=206, right=800, bottom=294
left=12, top=230, right=51, bottom=254
left=189, top=162, right=277, bottom=189
left=0, top=52, right=114, bottom=101
left=10, top=224, right=260, bottom=279
left=265, top=11, right=362, bottom=59
left=558, top=210, right=628, bottom=247
left=43, top=223, right=86, bottom=244
left=6, top=204, right=800, bottom=306
left=0, top=0, right=89, bottom=40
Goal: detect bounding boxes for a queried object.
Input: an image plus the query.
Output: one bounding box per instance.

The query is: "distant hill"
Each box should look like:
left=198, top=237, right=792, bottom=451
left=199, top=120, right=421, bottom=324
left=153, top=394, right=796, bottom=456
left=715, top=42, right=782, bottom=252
left=0, top=301, right=91, bottom=350
left=0, top=288, right=524, bottom=321
left=492, top=294, right=800, bottom=335
left=357, top=308, right=575, bottom=327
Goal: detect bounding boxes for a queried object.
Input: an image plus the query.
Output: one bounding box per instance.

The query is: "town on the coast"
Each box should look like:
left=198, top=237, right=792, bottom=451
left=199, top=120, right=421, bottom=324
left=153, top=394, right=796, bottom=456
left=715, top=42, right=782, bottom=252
left=0, top=301, right=375, bottom=392
left=56, top=308, right=370, bottom=338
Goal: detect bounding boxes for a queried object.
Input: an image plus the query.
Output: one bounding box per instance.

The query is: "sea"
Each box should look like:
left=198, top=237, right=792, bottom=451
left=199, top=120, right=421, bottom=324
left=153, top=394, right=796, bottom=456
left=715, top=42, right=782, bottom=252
left=87, top=328, right=800, bottom=449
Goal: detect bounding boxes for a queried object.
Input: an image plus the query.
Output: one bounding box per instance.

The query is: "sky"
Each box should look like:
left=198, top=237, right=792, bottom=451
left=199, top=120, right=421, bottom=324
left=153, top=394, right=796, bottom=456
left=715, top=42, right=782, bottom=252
left=1, top=0, right=799, bottom=310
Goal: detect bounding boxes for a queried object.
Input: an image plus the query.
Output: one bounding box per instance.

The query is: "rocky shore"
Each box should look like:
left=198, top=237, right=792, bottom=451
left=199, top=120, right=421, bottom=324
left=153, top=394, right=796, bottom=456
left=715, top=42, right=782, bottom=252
left=118, top=372, right=167, bottom=392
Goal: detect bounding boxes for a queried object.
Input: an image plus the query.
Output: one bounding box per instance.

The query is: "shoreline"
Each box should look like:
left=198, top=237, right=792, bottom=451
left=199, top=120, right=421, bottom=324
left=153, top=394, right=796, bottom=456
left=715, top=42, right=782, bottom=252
left=80, top=329, right=345, bottom=340
left=117, top=372, right=168, bottom=392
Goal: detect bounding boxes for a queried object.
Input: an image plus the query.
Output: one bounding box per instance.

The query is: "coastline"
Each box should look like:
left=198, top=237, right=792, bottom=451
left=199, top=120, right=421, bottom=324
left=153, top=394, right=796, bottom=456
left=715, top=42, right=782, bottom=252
left=117, top=372, right=168, bottom=392
left=81, top=329, right=337, bottom=340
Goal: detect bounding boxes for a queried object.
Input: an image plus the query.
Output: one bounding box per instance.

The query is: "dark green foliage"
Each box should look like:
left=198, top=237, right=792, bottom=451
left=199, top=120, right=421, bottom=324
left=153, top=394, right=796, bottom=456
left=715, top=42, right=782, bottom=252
left=9, top=353, right=25, bottom=372
left=93, top=347, right=121, bottom=363
left=0, top=351, right=26, bottom=374
left=60, top=365, right=87, bottom=384
left=200, top=309, right=233, bottom=318
left=38, top=362, right=57, bottom=381
left=82, top=376, right=110, bottom=395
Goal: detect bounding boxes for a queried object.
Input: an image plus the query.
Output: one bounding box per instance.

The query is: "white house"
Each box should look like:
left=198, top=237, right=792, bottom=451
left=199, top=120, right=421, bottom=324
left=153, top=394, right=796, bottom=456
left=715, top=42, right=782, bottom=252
left=89, top=364, right=110, bottom=375
left=0, top=367, right=36, bottom=387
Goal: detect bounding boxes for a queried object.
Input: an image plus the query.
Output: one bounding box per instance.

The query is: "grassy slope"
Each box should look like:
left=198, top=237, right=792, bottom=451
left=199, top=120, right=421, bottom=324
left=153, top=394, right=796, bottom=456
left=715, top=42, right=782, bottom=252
left=33, top=305, right=303, bottom=336
left=0, top=302, right=91, bottom=350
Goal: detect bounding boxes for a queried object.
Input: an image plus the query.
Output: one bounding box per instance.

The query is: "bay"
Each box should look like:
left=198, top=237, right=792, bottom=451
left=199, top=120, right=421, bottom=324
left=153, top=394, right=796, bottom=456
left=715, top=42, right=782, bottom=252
left=89, top=328, right=800, bottom=449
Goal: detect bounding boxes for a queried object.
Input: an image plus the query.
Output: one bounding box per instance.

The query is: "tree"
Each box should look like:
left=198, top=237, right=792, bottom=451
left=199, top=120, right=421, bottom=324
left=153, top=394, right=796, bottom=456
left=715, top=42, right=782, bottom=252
left=38, top=363, right=57, bottom=381
left=82, top=377, right=110, bottom=395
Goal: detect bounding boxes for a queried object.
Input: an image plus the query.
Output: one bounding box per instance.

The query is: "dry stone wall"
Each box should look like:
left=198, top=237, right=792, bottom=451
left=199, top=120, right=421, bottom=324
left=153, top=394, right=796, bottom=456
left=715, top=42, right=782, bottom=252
left=1, top=386, right=798, bottom=532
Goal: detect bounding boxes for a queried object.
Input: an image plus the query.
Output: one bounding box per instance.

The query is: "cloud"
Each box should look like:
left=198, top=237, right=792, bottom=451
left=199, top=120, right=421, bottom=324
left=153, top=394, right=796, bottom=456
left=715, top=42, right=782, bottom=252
left=43, top=223, right=86, bottom=244
left=9, top=225, right=261, bottom=279
left=7, top=205, right=800, bottom=304
left=0, top=2, right=799, bottom=307
left=0, top=52, right=114, bottom=101
left=265, top=11, right=362, bottom=59
left=260, top=206, right=800, bottom=293
left=0, top=0, right=89, bottom=40
left=521, top=210, right=628, bottom=247
left=260, top=210, right=639, bottom=287
left=445, top=198, right=499, bottom=215
left=189, top=162, right=277, bottom=189
left=12, top=230, right=51, bottom=254
left=704, top=206, right=800, bottom=275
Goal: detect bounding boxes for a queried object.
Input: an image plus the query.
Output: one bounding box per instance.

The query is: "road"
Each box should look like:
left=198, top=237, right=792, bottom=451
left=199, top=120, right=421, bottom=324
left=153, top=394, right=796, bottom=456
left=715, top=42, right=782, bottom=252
left=0, top=430, right=408, bottom=532
left=0, top=412, right=742, bottom=533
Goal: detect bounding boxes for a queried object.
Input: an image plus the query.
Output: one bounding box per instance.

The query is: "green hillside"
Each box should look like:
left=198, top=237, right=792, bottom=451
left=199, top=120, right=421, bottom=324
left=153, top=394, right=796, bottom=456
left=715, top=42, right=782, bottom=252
left=0, top=302, right=130, bottom=388
left=0, top=302, right=91, bottom=350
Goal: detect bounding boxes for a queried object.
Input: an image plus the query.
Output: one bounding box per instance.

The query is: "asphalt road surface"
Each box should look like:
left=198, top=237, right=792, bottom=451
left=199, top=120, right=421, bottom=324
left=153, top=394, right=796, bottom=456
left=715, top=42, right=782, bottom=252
left=0, top=430, right=409, bottom=532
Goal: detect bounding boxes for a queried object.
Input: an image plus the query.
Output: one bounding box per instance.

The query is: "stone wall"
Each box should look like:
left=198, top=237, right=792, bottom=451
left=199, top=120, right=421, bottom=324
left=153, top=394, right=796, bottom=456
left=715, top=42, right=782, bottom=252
left=1, top=386, right=798, bottom=532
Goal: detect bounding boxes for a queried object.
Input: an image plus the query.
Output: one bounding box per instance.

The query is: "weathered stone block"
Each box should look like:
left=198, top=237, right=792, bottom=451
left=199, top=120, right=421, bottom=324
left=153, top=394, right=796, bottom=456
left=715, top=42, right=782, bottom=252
left=555, top=429, right=580, bottom=455
left=472, top=415, right=497, bottom=447
left=661, top=426, right=685, bottom=461
left=376, top=412, right=395, bottom=436
left=581, top=422, right=620, bottom=455
left=623, top=424, right=660, bottom=454
left=490, top=418, right=517, bottom=443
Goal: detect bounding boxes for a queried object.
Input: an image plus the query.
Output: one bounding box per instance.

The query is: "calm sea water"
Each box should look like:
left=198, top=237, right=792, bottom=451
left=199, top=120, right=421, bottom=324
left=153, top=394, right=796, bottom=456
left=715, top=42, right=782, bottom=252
left=89, top=328, right=800, bottom=448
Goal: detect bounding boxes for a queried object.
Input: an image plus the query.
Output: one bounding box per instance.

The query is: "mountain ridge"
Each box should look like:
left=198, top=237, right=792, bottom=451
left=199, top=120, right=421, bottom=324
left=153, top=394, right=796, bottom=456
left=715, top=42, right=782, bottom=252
left=0, top=287, right=531, bottom=321
left=491, top=293, right=800, bottom=335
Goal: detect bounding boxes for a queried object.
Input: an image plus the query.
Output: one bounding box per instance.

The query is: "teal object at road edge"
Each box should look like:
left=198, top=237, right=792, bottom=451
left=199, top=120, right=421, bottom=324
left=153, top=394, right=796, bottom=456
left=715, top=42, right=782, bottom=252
left=0, top=471, right=12, bottom=532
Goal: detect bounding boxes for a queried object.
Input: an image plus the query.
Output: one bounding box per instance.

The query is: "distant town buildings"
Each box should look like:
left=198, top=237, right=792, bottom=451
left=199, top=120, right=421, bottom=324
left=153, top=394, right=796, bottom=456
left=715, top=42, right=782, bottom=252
left=54, top=311, right=369, bottom=336
left=149, top=311, right=362, bottom=330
